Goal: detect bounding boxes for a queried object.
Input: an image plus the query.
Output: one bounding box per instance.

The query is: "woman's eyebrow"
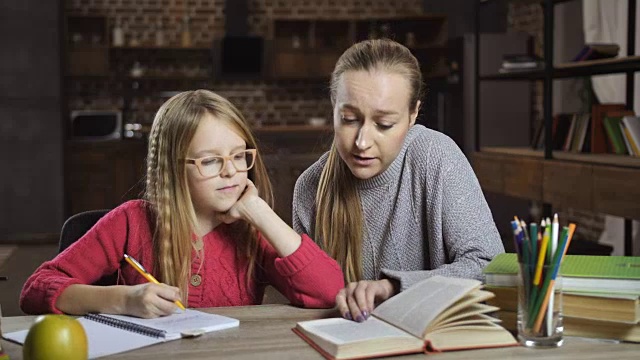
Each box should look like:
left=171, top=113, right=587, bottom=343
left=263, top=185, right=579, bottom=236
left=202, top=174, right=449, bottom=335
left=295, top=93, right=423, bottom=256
left=373, top=109, right=400, bottom=116
left=339, top=103, right=362, bottom=114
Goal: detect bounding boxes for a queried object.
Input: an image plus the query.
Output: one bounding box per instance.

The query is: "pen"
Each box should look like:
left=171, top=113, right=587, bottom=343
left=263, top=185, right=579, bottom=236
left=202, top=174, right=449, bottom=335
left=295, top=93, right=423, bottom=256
left=124, top=254, right=186, bottom=310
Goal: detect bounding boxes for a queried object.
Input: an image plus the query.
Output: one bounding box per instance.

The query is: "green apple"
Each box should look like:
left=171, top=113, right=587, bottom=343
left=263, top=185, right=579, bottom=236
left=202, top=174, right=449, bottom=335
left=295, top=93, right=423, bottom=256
left=23, top=314, right=88, bottom=360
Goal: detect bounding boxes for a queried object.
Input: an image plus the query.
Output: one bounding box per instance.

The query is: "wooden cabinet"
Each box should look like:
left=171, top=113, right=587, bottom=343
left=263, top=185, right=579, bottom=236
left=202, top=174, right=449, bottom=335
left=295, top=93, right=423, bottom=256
left=472, top=148, right=640, bottom=220
left=66, top=16, right=109, bottom=76
left=354, top=15, right=448, bottom=78
left=257, top=127, right=332, bottom=224
left=270, top=19, right=352, bottom=79
left=269, top=15, right=448, bottom=79
left=263, top=153, right=324, bottom=225
left=66, top=141, right=146, bottom=215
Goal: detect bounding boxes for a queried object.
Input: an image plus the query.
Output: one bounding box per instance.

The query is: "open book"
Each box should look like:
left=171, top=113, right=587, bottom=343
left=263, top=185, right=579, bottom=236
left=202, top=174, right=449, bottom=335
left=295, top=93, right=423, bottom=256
left=4, top=309, right=239, bottom=359
left=293, top=276, right=518, bottom=360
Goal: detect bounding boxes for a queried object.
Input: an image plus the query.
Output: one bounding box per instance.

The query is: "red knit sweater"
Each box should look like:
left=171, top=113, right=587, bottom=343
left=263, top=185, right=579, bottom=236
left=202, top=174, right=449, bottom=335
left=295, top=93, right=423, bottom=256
left=20, top=200, right=344, bottom=314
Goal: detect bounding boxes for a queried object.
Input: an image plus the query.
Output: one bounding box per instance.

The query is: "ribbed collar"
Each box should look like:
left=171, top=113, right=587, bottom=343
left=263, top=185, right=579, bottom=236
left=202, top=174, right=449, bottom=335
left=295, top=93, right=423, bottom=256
left=356, top=125, right=419, bottom=190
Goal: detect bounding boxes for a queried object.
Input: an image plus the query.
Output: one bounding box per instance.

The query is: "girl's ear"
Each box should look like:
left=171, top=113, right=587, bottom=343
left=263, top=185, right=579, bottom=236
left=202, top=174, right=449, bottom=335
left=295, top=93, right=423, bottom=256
left=410, top=100, right=421, bottom=126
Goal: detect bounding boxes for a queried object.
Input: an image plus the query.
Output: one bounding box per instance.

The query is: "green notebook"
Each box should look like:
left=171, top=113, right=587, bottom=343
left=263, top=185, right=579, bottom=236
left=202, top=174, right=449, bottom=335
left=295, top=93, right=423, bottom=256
left=483, top=253, right=640, bottom=295
left=603, top=116, right=628, bottom=154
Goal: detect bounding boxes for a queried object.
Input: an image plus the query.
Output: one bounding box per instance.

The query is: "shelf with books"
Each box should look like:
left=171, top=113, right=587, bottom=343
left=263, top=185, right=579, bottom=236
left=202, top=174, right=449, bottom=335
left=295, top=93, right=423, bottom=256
left=480, top=56, right=640, bottom=81
left=474, top=0, right=638, bottom=255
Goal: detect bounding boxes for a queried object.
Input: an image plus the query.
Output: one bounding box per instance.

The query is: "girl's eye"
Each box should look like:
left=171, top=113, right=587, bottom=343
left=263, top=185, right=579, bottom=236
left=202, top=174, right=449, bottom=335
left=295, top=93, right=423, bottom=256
left=201, top=157, right=223, bottom=166
left=377, top=123, right=393, bottom=130
left=341, top=116, right=358, bottom=123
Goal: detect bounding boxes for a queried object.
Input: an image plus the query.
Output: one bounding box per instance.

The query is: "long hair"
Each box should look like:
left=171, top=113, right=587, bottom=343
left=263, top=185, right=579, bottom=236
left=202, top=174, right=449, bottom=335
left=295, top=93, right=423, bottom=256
left=145, top=89, right=273, bottom=302
left=316, top=39, right=424, bottom=282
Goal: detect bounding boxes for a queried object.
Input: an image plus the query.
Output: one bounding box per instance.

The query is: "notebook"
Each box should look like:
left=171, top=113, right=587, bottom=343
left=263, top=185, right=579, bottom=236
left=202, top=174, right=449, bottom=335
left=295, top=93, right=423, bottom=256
left=3, top=309, right=239, bottom=359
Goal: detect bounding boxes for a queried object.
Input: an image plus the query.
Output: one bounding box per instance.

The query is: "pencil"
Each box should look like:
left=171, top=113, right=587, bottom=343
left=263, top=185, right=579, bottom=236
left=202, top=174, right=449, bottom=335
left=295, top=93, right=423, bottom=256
left=529, top=223, right=538, bottom=279
left=124, top=254, right=186, bottom=310
left=529, top=220, right=548, bottom=317
left=546, top=213, right=560, bottom=335
left=533, top=223, right=549, bottom=286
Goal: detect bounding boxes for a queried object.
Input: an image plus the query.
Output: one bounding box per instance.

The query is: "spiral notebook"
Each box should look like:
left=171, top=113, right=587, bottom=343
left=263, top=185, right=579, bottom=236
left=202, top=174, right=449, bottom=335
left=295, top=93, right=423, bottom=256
left=3, top=309, right=239, bottom=359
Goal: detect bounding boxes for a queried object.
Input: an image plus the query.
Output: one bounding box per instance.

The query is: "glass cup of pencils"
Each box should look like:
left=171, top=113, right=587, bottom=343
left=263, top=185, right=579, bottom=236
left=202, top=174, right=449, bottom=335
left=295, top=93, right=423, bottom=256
left=512, top=216, right=576, bottom=348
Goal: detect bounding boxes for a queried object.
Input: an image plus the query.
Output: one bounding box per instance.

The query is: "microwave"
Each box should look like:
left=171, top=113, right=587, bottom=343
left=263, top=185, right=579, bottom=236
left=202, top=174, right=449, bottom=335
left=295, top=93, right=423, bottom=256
left=70, top=110, right=122, bottom=141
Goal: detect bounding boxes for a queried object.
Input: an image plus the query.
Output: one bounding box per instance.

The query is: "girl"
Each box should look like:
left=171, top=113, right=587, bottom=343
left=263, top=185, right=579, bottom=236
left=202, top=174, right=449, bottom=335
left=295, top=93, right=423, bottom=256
left=292, top=39, right=504, bottom=322
left=21, top=90, right=344, bottom=318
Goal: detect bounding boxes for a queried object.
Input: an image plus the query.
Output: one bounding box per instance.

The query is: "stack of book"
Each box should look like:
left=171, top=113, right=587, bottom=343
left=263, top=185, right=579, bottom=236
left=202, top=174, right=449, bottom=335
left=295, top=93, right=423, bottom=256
left=499, top=54, right=543, bottom=73
left=572, top=43, right=620, bottom=62
left=483, top=253, right=640, bottom=342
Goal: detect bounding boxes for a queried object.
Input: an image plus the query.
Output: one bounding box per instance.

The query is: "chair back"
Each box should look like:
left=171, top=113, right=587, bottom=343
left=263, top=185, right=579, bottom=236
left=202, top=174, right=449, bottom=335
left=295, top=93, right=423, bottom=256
left=59, top=209, right=117, bottom=285
left=59, top=209, right=110, bottom=253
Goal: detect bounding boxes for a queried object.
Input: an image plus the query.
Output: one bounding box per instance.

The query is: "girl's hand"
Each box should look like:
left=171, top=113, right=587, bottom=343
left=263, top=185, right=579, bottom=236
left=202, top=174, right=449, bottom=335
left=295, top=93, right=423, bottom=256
left=216, top=179, right=261, bottom=224
left=336, top=279, right=398, bottom=322
left=124, top=283, right=182, bottom=318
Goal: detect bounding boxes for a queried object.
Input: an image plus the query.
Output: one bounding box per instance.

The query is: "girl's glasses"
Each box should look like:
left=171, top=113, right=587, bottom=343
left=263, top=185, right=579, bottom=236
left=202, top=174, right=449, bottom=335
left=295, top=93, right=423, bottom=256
left=185, top=149, right=256, bottom=178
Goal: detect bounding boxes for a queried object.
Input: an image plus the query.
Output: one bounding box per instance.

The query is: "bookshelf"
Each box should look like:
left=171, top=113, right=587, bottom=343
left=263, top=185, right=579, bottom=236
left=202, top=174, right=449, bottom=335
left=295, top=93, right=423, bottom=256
left=472, top=0, right=639, bottom=255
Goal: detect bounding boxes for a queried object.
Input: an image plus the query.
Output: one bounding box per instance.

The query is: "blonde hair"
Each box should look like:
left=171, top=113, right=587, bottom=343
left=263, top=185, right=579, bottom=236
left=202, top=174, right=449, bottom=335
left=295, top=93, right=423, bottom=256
left=145, top=89, right=273, bottom=302
left=316, top=39, right=423, bottom=282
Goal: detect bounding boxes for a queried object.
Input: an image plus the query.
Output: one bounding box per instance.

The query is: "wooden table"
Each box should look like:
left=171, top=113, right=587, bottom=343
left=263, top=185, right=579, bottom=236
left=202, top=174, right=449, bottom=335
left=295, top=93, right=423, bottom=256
left=1, top=304, right=639, bottom=359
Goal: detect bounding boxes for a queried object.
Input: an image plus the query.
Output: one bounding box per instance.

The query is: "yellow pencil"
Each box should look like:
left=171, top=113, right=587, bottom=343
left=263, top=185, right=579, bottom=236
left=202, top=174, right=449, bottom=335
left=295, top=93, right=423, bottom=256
left=533, top=225, right=549, bottom=286
left=124, top=254, right=186, bottom=310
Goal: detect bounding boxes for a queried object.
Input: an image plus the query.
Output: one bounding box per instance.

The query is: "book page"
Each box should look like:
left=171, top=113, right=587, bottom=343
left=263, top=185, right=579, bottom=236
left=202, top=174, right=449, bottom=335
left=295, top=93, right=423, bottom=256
left=101, top=309, right=239, bottom=340
left=425, top=322, right=518, bottom=351
left=296, top=318, right=425, bottom=359
left=428, top=289, right=495, bottom=329
left=429, top=313, right=500, bottom=332
left=372, top=276, right=480, bottom=338
left=297, top=317, right=416, bottom=345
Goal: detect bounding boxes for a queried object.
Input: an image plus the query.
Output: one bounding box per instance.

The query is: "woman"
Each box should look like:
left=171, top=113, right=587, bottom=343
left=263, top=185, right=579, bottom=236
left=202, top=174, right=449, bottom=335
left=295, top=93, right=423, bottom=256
left=292, top=39, right=504, bottom=322
left=21, top=90, right=343, bottom=317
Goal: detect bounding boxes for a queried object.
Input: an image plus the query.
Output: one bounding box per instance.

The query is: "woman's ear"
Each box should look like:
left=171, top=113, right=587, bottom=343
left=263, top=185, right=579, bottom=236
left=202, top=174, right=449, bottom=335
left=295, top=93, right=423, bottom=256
left=409, top=100, right=421, bottom=126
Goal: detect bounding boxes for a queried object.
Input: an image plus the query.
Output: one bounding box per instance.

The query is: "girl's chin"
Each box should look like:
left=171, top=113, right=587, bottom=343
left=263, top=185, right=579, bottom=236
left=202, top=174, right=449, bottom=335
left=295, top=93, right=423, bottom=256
left=212, top=199, right=239, bottom=213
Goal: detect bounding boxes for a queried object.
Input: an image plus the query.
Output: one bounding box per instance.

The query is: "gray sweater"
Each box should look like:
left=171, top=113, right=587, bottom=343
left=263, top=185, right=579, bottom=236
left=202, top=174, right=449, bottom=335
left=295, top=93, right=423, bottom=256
left=292, top=125, right=504, bottom=291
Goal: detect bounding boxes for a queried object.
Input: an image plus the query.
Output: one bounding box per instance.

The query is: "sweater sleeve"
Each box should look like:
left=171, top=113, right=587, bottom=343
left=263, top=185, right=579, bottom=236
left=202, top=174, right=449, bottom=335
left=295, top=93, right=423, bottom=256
left=258, top=233, right=344, bottom=308
left=382, top=137, right=504, bottom=290
left=19, top=203, right=138, bottom=314
left=292, top=176, right=309, bottom=235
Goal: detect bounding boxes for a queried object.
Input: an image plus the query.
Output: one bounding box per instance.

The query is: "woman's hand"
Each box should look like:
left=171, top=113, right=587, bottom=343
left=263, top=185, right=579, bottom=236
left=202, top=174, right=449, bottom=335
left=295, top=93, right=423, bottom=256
left=124, top=283, right=182, bottom=318
left=216, top=179, right=261, bottom=224
left=336, top=279, right=398, bottom=322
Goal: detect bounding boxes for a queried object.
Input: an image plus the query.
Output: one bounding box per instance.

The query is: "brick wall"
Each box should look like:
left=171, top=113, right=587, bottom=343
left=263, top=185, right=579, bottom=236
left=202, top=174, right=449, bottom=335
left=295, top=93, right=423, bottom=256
left=65, top=0, right=424, bottom=128
left=507, top=3, right=604, bottom=243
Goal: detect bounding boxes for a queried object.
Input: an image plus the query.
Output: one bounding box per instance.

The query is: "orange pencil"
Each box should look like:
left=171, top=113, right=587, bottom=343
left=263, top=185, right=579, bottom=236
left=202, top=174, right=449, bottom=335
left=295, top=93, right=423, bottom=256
left=533, top=279, right=555, bottom=333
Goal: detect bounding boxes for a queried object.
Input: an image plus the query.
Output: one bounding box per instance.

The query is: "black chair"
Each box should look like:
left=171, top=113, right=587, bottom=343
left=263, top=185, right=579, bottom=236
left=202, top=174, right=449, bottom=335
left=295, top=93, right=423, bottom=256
left=59, top=209, right=118, bottom=285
